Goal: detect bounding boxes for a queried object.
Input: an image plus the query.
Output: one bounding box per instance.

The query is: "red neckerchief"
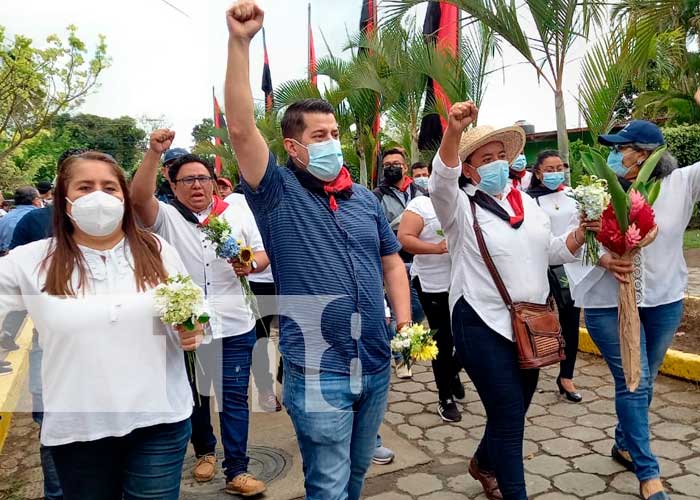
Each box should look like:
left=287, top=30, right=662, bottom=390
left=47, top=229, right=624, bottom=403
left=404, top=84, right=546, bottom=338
left=510, top=169, right=527, bottom=189
left=398, top=176, right=413, bottom=192
left=506, top=188, right=525, bottom=227
left=323, top=167, right=353, bottom=211
left=200, top=196, right=229, bottom=226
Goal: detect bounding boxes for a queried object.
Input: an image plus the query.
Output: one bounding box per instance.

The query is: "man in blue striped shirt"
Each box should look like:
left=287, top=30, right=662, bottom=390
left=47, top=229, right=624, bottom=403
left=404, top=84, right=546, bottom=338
left=224, top=2, right=411, bottom=499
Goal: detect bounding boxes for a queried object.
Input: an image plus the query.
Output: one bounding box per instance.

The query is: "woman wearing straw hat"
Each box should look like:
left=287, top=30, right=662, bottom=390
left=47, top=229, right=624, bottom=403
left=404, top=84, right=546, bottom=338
left=429, top=102, right=597, bottom=500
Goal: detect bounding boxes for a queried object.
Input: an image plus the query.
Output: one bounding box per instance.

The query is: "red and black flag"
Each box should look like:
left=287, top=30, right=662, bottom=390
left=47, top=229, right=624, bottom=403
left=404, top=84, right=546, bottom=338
left=308, top=3, right=317, bottom=87
left=418, top=1, right=459, bottom=152
left=360, top=0, right=381, bottom=186
left=213, top=89, right=227, bottom=175
left=262, top=28, right=274, bottom=113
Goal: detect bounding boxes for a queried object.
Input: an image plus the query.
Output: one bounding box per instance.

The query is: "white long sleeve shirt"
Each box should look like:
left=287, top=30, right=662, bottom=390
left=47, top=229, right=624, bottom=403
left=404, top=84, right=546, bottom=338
left=0, top=236, right=193, bottom=446
left=572, top=162, right=700, bottom=308
left=430, top=153, right=580, bottom=341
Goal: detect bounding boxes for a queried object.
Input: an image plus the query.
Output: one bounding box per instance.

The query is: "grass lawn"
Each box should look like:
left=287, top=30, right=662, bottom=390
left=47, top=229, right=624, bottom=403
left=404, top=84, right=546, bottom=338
left=685, top=229, right=700, bottom=250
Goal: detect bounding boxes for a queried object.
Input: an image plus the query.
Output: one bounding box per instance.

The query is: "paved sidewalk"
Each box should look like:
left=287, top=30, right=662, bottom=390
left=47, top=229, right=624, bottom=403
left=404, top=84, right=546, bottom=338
left=1, top=353, right=700, bottom=499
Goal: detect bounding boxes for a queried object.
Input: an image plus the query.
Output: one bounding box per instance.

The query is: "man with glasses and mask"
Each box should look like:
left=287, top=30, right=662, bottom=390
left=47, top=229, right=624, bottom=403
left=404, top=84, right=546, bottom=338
left=131, top=130, right=271, bottom=497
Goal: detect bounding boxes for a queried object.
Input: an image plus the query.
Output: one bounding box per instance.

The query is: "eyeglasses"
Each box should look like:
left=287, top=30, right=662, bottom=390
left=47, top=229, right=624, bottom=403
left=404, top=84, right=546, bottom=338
left=175, top=176, right=213, bottom=187
left=383, top=162, right=405, bottom=169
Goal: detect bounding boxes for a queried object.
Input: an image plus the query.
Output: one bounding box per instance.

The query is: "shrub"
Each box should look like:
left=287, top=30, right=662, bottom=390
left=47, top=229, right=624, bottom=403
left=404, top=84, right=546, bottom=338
left=663, top=124, right=700, bottom=168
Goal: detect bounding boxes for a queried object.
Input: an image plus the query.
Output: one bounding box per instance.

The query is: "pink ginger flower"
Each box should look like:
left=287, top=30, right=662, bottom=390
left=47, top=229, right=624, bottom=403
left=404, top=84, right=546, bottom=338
left=629, top=190, right=646, bottom=221
left=625, top=223, right=642, bottom=251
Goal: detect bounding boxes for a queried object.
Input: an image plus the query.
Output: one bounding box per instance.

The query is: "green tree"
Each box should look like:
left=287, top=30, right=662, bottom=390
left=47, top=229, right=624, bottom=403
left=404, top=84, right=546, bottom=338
left=192, top=118, right=215, bottom=144
left=387, top=0, right=606, bottom=162
left=0, top=25, right=109, bottom=164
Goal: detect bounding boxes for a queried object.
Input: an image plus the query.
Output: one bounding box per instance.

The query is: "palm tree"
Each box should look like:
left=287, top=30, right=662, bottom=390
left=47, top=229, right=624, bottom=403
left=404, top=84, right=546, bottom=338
left=274, top=18, right=495, bottom=186
left=386, top=0, right=606, bottom=162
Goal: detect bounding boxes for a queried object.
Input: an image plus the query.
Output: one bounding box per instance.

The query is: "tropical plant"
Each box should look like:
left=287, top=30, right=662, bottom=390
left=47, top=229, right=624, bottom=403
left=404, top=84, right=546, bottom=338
left=386, top=0, right=606, bottom=162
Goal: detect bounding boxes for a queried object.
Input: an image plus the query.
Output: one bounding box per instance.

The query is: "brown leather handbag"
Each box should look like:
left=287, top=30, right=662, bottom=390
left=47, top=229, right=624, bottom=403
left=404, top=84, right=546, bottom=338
left=469, top=198, right=566, bottom=369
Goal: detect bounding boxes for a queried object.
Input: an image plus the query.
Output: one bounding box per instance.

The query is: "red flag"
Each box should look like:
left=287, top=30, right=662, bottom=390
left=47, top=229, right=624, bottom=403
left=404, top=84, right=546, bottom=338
left=308, top=3, right=317, bottom=87
left=419, top=2, right=459, bottom=151
left=262, top=28, right=274, bottom=113
left=212, top=89, right=227, bottom=175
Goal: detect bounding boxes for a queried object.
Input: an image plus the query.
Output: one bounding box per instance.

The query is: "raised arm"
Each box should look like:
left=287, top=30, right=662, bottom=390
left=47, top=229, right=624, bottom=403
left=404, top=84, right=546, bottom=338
left=131, top=130, right=174, bottom=228
left=225, top=0, right=270, bottom=190
left=430, top=102, right=478, bottom=233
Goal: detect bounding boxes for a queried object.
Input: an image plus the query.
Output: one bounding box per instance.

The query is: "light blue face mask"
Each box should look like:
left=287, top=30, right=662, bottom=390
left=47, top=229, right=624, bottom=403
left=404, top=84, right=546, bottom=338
left=511, top=154, right=527, bottom=172
left=607, top=150, right=628, bottom=177
left=477, top=160, right=510, bottom=196
left=542, top=172, right=565, bottom=191
left=295, top=139, right=345, bottom=182
left=413, top=177, right=429, bottom=190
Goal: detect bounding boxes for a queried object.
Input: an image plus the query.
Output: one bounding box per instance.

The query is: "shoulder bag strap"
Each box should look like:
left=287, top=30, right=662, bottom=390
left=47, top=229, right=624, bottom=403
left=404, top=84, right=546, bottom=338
left=469, top=197, right=515, bottom=313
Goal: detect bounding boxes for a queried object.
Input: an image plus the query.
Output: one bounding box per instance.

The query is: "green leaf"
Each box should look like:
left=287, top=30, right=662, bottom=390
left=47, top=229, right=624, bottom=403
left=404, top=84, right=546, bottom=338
left=588, top=147, right=629, bottom=233
left=182, top=318, right=195, bottom=331
left=631, top=145, right=667, bottom=190
left=647, top=181, right=662, bottom=205
left=198, top=313, right=210, bottom=324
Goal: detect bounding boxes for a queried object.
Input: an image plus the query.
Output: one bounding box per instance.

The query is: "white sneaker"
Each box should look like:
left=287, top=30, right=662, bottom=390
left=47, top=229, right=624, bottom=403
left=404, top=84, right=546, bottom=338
left=395, top=361, right=412, bottom=379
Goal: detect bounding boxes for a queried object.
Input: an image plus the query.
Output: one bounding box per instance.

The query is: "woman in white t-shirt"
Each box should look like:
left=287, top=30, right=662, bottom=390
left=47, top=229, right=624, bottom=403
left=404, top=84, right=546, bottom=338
left=527, top=150, right=583, bottom=403
left=0, top=151, right=198, bottom=500
left=398, top=183, right=463, bottom=424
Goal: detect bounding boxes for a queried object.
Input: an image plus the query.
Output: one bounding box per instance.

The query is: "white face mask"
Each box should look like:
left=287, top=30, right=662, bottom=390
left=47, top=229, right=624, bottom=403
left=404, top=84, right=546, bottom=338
left=67, top=190, right=125, bottom=237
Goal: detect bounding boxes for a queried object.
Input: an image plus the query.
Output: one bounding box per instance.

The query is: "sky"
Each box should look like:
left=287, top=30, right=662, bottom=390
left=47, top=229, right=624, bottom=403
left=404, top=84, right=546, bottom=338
left=2, top=0, right=593, bottom=148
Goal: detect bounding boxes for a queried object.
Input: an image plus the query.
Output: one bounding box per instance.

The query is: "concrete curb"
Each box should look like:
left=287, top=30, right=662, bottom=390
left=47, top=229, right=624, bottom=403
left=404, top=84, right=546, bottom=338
left=578, top=327, right=700, bottom=383
left=0, top=318, right=33, bottom=452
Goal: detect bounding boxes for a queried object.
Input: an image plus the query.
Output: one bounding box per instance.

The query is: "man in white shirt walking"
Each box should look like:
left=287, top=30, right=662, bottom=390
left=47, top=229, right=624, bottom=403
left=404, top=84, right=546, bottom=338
left=131, top=130, right=270, bottom=497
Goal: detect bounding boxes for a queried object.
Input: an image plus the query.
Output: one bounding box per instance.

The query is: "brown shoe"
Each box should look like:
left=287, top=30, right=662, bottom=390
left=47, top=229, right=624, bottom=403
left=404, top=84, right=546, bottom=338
left=469, top=457, right=503, bottom=500
left=193, top=454, right=217, bottom=482
left=225, top=473, right=267, bottom=497
left=258, top=390, right=282, bottom=412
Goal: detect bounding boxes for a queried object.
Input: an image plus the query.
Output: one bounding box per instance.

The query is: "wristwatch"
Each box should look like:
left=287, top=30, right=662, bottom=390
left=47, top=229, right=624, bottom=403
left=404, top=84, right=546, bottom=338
left=251, top=259, right=258, bottom=271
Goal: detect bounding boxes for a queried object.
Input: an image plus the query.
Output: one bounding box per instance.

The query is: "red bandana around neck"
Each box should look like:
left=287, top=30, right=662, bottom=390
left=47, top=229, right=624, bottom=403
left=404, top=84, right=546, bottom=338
left=506, top=188, right=525, bottom=227
left=200, top=196, right=229, bottom=226
left=398, top=176, right=413, bottom=192
left=323, top=167, right=353, bottom=211
left=511, top=169, right=527, bottom=189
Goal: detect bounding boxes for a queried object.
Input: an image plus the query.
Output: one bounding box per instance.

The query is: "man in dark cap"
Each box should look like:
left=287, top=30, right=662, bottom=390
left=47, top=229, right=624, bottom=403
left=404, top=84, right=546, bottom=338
left=157, top=147, right=189, bottom=203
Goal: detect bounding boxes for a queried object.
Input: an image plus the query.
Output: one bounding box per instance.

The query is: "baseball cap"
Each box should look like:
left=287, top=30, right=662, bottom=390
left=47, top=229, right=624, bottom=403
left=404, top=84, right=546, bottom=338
left=162, top=148, right=189, bottom=165
left=217, top=178, right=233, bottom=189
left=598, top=120, right=665, bottom=146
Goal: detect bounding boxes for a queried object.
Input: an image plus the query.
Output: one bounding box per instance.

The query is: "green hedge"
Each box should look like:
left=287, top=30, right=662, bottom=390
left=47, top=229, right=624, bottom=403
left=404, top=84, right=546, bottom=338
left=662, top=124, right=700, bottom=168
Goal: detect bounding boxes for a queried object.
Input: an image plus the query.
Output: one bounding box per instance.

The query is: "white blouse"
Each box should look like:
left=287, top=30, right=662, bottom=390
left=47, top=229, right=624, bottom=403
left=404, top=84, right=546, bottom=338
left=572, top=163, right=700, bottom=308
left=405, top=196, right=451, bottom=293
left=0, top=237, right=193, bottom=446
left=430, top=153, right=580, bottom=341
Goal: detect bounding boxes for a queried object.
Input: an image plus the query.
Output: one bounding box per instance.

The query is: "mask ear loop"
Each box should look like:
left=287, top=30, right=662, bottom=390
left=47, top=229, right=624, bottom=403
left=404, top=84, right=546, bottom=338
left=290, top=139, right=309, bottom=168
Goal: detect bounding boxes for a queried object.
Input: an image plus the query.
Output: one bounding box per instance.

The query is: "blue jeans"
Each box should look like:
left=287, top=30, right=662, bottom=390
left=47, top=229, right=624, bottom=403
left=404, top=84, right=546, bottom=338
left=584, top=300, right=684, bottom=482
left=452, top=298, right=538, bottom=500
left=282, top=360, right=390, bottom=500
left=32, top=412, right=63, bottom=500
left=188, top=328, right=256, bottom=480
left=49, top=419, right=191, bottom=500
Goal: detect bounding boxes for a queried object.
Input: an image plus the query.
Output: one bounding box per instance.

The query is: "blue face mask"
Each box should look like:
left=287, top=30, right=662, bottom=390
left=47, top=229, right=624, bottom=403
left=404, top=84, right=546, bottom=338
left=413, top=177, right=429, bottom=190
left=607, top=150, right=628, bottom=177
left=542, top=172, right=565, bottom=191
left=296, top=139, right=344, bottom=182
left=477, top=160, right=510, bottom=196
left=511, top=154, right=527, bottom=172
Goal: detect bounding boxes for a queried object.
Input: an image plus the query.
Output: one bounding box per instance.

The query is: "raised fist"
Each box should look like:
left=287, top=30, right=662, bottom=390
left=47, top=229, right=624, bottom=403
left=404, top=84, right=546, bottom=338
left=447, top=102, right=478, bottom=133
left=149, top=129, right=175, bottom=155
left=226, top=0, right=264, bottom=41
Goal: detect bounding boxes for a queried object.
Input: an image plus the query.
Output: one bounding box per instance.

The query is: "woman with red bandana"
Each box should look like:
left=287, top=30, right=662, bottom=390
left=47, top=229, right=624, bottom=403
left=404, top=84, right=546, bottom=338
left=527, top=150, right=583, bottom=404
left=508, top=149, right=532, bottom=191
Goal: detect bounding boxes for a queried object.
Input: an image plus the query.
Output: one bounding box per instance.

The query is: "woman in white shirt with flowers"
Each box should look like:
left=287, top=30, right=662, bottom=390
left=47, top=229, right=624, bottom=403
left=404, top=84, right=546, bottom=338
left=430, top=102, right=594, bottom=500
left=0, top=151, right=198, bottom=500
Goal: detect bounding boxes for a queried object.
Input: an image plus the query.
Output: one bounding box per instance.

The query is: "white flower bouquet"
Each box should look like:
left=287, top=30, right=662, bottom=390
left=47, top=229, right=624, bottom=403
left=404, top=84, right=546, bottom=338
left=154, top=274, right=210, bottom=395
left=568, top=175, right=610, bottom=265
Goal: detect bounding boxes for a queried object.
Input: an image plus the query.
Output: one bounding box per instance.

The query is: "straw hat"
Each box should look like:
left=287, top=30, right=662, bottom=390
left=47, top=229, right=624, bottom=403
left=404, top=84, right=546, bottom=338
left=459, top=125, right=526, bottom=164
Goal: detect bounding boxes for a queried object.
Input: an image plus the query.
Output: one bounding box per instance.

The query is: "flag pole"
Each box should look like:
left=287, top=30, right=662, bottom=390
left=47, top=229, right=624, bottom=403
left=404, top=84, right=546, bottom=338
left=308, top=3, right=311, bottom=82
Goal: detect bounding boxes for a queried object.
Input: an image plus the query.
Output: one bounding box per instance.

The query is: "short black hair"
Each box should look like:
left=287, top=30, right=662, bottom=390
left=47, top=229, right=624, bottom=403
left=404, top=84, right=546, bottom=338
left=168, top=154, right=216, bottom=183
left=382, top=148, right=407, bottom=163
left=14, top=186, right=39, bottom=205
left=281, top=99, right=335, bottom=140
left=411, top=162, right=431, bottom=174
left=530, top=150, right=563, bottom=188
